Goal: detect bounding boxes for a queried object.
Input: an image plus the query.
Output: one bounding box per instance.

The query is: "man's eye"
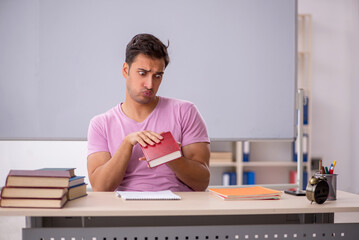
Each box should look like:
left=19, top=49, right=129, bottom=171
left=139, top=71, right=146, bottom=76
left=155, top=74, right=162, bottom=79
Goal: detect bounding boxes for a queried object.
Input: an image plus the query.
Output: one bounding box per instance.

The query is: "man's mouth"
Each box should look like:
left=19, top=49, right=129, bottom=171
left=143, top=90, right=153, bottom=97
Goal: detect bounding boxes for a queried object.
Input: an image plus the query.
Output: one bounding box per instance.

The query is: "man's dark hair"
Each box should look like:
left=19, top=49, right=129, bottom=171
left=125, top=33, right=170, bottom=68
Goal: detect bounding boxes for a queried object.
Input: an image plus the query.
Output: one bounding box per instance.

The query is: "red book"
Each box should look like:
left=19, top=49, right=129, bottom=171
left=0, top=195, right=67, bottom=209
left=140, top=131, right=182, bottom=168
left=5, top=170, right=71, bottom=188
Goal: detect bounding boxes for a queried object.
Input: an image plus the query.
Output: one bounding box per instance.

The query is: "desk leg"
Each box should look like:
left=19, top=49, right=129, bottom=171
left=25, top=217, right=42, bottom=228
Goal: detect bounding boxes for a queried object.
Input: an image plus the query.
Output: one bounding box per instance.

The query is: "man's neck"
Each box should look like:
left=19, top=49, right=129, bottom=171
left=121, top=96, right=159, bottom=123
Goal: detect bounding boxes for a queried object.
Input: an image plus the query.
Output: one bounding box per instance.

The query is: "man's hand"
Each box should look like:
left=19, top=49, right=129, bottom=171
left=125, top=130, right=164, bottom=147
left=88, top=130, right=163, bottom=191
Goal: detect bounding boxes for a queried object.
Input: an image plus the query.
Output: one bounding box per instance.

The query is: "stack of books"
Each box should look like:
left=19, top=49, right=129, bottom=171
left=210, top=152, right=233, bottom=163
left=208, top=186, right=282, bottom=201
left=0, top=169, right=70, bottom=208
left=0, top=168, right=87, bottom=208
left=39, top=168, right=87, bottom=201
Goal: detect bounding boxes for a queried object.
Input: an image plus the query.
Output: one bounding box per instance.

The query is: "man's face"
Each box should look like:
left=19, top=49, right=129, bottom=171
left=123, top=54, right=165, bottom=105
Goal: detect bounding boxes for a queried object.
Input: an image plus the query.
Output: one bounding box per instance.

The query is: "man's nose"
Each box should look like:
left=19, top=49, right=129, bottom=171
left=144, top=76, right=153, bottom=89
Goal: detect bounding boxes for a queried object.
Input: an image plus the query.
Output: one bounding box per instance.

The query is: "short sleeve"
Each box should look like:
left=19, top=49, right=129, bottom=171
left=180, top=103, right=210, bottom=146
left=87, top=115, right=109, bottom=157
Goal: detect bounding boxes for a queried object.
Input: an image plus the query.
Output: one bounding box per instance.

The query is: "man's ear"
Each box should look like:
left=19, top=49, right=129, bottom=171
left=122, top=62, right=129, bottom=78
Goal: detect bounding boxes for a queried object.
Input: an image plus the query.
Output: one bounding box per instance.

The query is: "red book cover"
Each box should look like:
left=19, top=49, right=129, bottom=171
left=7, top=170, right=71, bottom=178
left=5, top=170, right=71, bottom=188
left=140, top=131, right=182, bottom=168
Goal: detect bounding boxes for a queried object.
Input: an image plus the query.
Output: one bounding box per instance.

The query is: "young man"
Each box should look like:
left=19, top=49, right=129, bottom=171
left=87, top=34, right=210, bottom=192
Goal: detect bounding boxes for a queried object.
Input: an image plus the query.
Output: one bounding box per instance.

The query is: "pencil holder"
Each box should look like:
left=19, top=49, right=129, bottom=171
left=316, top=173, right=338, bottom=200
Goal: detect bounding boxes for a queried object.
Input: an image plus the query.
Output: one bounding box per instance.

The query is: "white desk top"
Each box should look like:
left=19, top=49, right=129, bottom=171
left=1, top=190, right=358, bottom=217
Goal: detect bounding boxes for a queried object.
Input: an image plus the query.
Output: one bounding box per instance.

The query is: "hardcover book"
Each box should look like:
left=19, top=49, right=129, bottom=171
left=68, top=183, right=87, bottom=200
left=140, top=131, right=182, bottom=168
left=38, top=167, right=76, bottom=177
left=210, top=152, right=233, bottom=163
left=5, top=170, right=70, bottom=188
left=69, top=176, right=85, bottom=187
left=1, top=186, right=68, bottom=199
left=0, top=195, right=67, bottom=208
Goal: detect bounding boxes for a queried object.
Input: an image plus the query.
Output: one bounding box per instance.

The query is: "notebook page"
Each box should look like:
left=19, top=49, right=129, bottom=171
left=115, top=190, right=181, bottom=200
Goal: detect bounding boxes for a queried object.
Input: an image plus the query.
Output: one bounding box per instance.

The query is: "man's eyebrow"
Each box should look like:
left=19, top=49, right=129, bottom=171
left=137, top=68, right=150, bottom=72
left=137, top=68, right=164, bottom=75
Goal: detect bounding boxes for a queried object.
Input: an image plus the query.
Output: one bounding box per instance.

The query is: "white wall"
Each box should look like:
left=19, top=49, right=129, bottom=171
left=298, top=0, right=359, bottom=193
left=0, top=141, right=89, bottom=187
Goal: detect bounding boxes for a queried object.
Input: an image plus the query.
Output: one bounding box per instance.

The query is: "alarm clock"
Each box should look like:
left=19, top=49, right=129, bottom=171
left=306, top=174, right=329, bottom=204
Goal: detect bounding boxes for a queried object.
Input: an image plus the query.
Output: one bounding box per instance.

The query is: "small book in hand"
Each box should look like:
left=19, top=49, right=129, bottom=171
left=140, top=131, right=182, bottom=168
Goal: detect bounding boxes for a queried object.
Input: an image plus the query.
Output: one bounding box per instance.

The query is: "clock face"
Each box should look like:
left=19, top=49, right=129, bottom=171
left=314, top=181, right=330, bottom=204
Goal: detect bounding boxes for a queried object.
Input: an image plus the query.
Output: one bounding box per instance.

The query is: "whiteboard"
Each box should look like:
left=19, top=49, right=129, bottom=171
left=0, top=0, right=297, bottom=140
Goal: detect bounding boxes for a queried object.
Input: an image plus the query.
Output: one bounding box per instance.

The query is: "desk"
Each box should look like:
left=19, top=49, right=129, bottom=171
left=1, top=190, right=359, bottom=239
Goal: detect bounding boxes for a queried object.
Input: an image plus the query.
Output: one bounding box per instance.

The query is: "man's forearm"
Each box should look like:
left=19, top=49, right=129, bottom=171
left=167, top=157, right=210, bottom=191
left=89, top=140, right=133, bottom=191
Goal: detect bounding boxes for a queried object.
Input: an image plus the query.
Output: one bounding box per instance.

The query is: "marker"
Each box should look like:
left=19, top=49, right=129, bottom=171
left=331, top=160, right=337, bottom=174
left=319, top=159, right=323, bottom=174
left=329, top=164, right=333, bottom=174
left=325, top=166, right=329, bottom=174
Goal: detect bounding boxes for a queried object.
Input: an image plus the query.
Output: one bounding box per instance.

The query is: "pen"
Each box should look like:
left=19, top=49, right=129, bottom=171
left=325, top=166, right=329, bottom=174
left=329, top=163, right=333, bottom=174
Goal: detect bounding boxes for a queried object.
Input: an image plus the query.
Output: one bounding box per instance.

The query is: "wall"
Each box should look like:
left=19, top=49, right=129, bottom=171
left=298, top=0, right=359, bottom=193
left=1, top=1, right=359, bottom=239
left=0, top=141, right=88, bottom=187
left=0, top=0, right=358, bottom=192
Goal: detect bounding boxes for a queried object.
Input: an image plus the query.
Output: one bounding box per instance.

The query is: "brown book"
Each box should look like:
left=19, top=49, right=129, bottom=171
left=1, top=186, right=68, bottom=199
left=5, top=170, right=70, bottom=188
left=210, top=152, right=233, bottom=162
left=0, top=195, right=67, bottom=208
left=68, top=183, right=87, bottom=200
left=210, top=152, right=233, bottom=158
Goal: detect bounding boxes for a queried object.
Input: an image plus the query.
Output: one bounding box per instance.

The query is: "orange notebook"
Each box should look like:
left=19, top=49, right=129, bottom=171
left=208, top=186, right=282, bottom=200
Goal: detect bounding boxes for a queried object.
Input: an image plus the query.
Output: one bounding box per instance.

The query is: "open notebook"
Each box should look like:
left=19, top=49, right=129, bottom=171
left=115, top=190, right=181, bottom=200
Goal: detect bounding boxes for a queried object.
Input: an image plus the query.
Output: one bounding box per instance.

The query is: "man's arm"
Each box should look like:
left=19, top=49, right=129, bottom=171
left=166, top=142, right=210, bottom=191
left=87, top=131, right=163, bottom=191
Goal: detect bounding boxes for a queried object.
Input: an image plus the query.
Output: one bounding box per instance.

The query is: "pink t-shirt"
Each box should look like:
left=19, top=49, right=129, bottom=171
left=87, top=97, right=209, bottom=191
